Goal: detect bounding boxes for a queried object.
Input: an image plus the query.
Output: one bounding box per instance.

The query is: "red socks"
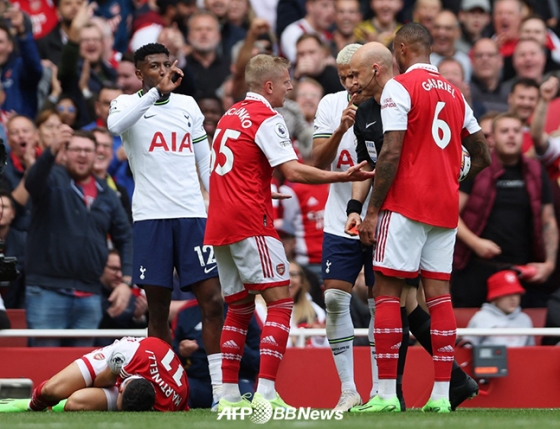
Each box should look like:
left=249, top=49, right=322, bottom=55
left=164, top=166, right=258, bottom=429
left=221, top=301, right=255, bottom=384
left=30, top=380, right=58, bottom=411
left=374, top=296, right=402, bottom=379
left=427, top=294, right=456, bottom=382
left=259, top=298, right=293, bottom=381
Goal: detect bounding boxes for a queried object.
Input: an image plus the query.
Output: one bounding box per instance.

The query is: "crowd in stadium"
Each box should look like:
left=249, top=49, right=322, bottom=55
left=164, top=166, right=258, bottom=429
left=0, top=0, right=559, bottom=413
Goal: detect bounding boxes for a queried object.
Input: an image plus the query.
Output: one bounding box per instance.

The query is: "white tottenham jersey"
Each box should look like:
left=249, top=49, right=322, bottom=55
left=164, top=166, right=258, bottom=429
left=313, top=91, right=370, bottom=239
left=108, top=88, right=208, bottom=221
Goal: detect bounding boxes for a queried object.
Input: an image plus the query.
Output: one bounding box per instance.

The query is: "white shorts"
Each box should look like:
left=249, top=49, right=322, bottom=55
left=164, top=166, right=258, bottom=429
left=373, top=211, right=457, bottom=280
left=214, top=236, right=290, bottom=303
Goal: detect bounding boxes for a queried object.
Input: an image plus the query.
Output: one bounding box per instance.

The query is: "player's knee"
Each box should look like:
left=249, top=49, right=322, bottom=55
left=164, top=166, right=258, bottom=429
left=65, top=392, right=87, bottom=411
left=202, top=293, right=224, bottom=320
left=324, top=289, right=351, bottom=313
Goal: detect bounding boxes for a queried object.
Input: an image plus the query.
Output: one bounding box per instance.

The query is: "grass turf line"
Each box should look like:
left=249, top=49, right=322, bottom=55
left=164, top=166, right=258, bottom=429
left=1, top=409, right=560, bottom=429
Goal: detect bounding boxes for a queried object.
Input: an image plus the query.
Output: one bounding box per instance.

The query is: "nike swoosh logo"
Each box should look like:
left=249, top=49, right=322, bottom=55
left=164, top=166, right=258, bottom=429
left=366, top=121, right=377, bottom=128
left=333, top=350, right=346, bottom=356
left=144, top=114, right=156, bottom=119
left=204, top=265, right=217, bottom=274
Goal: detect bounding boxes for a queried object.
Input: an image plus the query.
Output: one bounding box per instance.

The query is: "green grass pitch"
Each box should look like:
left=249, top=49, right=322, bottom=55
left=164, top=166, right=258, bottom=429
left=1, top=409, right=560, bottom=429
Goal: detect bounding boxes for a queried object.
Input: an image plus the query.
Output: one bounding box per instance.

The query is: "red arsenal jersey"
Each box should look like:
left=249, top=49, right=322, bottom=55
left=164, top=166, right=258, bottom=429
left=117, top=337, right=189, bottom=412
left=380, top=63, right=480, bottom=228
left=205, top=92, right=298, bottom=246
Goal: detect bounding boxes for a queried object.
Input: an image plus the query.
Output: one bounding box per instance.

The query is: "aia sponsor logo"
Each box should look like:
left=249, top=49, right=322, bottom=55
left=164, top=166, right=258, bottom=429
left=149, top=132, right=192, bottom=153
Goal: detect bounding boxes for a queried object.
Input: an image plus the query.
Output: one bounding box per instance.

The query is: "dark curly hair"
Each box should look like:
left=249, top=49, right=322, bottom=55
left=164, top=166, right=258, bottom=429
left=121, top=378, right=156, bottom=411
left=134, top=43, right=170, bottom=67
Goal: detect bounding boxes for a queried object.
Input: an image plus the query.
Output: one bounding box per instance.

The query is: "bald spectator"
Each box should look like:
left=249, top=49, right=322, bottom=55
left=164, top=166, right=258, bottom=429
left=457, top=0, right=491, bottom=54
left=470, top=38, right=510, bottom=113
left=412, top=0, right=442, bottom=34
left=186, top=11, right=230, bottom=99
left=430, top=10, right=472, bottom=81
left=492, top=0, right=524, bottom=81
left=281, top=0, right=335, bottom=63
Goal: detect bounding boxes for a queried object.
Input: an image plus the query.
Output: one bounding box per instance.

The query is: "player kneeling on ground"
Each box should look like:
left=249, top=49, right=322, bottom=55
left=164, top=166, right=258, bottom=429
left=0, top=337, right=189, bottom=412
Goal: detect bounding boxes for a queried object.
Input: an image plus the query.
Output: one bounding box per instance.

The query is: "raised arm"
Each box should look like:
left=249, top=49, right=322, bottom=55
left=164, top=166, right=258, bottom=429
left=531, top=77, right=559, bottom=156
left=311, top=94, right=357, bottom=169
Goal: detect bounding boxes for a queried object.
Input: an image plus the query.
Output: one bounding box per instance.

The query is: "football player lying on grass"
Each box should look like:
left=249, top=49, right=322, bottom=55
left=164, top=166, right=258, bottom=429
left=0, top=337, right=189, bottom=412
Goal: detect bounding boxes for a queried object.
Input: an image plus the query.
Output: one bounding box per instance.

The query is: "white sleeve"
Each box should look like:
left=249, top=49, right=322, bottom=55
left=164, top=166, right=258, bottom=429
left=462, top=94, right=481, bottom=135
left=194, top=138, right=211, bottom=192
left=254, top=115, right=298, bottom=167
left=380, top=79, right=411, bottom=132
left=537, top=135, right=560, bottom=166
left=107, top=88, right=160, bottom=136
left=280, top=24, right=301, bottom=63
left=106, top=338, right=140, bottom=374
left=191, top=103, right=211, bottom=192
left=313, top=94, right=335, bottom=138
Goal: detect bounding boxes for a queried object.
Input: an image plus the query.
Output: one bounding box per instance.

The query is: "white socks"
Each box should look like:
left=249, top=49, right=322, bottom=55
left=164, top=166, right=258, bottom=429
left=325, top=289, right=356, bottom=392
left=368, top=298, right=379, bottom=398
left=208, top=353, right=223, bottom=403
left=256, top=378, right=276, bottom=400
left=223, top=383, right=241, bottom=402
left=431, top=381, right=450, bottom=401
left=378, top=379, right=397, bottom=400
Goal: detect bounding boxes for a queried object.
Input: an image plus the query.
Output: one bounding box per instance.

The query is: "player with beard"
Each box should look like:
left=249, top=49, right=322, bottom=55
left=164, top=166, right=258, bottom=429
left=346, top=41, right=481, bottom=412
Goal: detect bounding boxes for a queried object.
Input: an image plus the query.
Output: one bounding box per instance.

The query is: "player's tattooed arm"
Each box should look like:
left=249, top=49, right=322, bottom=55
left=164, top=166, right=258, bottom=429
left=367, top=130, right=404, bottom=211
left=542, top=203, right=558, bottom=271
left=462, top=130, right=491, bottom=180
